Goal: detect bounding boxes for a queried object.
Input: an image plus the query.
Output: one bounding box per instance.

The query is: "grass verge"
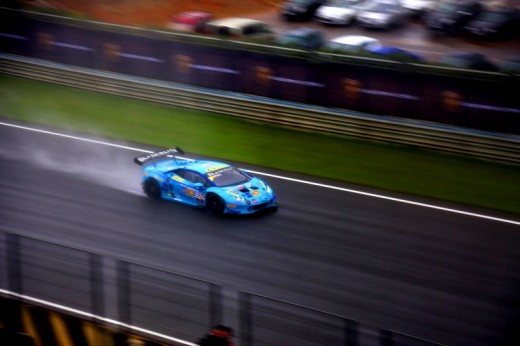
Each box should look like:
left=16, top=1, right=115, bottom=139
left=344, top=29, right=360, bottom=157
left=0, top=75, right=519, bottom=214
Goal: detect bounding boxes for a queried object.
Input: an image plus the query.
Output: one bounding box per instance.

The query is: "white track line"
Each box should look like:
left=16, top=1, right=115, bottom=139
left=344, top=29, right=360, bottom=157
left=1, top=121, right=519, bottom=226
left=0, top=289, right=196, bottom=346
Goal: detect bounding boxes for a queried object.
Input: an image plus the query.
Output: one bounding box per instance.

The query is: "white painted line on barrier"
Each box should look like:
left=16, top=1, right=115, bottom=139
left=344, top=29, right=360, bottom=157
left=0, top=289, right=197, bottom=346
left=1, top=121, right=519, bottom=226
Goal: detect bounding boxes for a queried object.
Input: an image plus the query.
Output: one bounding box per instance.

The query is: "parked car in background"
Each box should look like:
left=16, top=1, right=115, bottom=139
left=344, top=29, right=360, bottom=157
left=275, top=27, right=326, bottom=49
left=168, top=11, right=214, bottom=33
left=465, top=6, right=520, bottom=39
left=400, top=0, right=438, bottom=17
left=326, top=34, right=382, bottom=52
left=356, top=0, right=408, bottom=29
left=204, top=18, right=275, bottom=39
left=368, top=45, right=425, bottom=61
left=314, top=0, right=367, bottom=25
left=498, top=57, right=520, bottom=74
left=281, top=0, right=326, bottom=21
left=438, top=51, right=498, bottom=71
left=425, top=0, right=481, bottom=34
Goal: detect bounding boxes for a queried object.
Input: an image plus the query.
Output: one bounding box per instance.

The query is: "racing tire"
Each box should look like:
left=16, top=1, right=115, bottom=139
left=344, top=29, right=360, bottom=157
left=206, top=193, right=225, bottom=215
left=143, top=178, right=161, bottom=199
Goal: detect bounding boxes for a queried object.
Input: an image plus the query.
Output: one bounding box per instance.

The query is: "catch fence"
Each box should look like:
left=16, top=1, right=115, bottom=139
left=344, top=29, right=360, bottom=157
left=1, top=231, right=444, bottom=346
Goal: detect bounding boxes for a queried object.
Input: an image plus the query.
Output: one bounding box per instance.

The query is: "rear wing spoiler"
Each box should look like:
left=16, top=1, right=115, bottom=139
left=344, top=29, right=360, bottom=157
left=134, top=147, right=185, bottom=166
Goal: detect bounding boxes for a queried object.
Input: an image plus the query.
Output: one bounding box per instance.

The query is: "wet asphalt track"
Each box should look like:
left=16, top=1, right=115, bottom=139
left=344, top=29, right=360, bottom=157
left=0, top=120, right=519, bottom=345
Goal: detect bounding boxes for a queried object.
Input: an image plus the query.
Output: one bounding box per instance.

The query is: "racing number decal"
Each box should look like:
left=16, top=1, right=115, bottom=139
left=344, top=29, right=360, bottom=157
left=195, top=192, right=205, bottom=202
left=181, top=186, right=204, bottom=202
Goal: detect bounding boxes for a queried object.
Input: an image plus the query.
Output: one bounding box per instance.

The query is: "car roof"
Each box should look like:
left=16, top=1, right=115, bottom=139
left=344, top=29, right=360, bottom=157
left=330, top=35, right=379, bottom=44
left=174, top=11, right=213, bottom=19
left=206, top=17, right=268, bottom=28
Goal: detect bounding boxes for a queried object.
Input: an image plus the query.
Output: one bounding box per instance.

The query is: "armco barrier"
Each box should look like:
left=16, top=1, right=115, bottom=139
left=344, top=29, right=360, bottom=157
left=1, top=231, right=445, bottom=346
left=1, top=54, right=519, bottom=164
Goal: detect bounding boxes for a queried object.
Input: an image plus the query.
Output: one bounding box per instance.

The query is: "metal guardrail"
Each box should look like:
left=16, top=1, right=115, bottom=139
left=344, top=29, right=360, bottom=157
left=2, top=231, right=445, bottom=346
left=1, top=54, right=519, bottom=163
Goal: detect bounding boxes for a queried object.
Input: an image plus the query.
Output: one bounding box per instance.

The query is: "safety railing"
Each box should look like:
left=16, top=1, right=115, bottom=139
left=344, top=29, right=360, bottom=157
left=1, top=231, right=445, bottom=346
left=1, top=54, right=519, bottom=163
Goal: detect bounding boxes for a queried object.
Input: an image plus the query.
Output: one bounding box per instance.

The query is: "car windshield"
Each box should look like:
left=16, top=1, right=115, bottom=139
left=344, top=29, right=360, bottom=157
left=278, top=34, right=305, bottom=44
left=365, top=2, right=397, bottom=12
left=437, top=3, right=468, bottom=13
left=206, top=166, right=251, bottom=187
left=325, top=0, right=360, bottom=7
left=478, top=11, right=510, bottom=23
left=291, top=0, right=314, bottom=4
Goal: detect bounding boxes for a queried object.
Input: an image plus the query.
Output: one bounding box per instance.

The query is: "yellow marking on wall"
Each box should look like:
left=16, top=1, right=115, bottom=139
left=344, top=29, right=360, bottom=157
left=81, top=321, right=104, bottom=346
left=21, top=305, right=43, bottom=346
left=49, top=311, right=74, bottom=346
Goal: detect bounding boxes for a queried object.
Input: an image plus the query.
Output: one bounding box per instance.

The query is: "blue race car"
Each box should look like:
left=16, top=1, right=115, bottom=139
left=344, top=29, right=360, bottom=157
left=134, top=147, right=278, bottom=215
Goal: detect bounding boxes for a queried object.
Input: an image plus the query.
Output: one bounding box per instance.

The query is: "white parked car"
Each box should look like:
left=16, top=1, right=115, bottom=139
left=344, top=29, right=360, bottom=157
left=315, top=0, right=367, bottom=25
left=400, top=0, right=438, bottom=16
left=204, top=18, right=275, bottom=39
left=326, top=35, right=382, bottom=52
left=356, top=0, right=408, bottom=29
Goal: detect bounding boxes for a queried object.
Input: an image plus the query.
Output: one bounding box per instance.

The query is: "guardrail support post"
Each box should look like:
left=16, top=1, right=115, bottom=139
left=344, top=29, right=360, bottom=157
left=344, top=319, right=359, bottom=346
left=89, top=253, right=104, bottom=317
left=209, top=283, right=222, bottom=327
left=117, top=261, right=131, bottom=325
left=239, top=292, right=252, bottom=346
left=6, top=233, right=22, bottom=294
left=379, top=329, right=394, bottom=346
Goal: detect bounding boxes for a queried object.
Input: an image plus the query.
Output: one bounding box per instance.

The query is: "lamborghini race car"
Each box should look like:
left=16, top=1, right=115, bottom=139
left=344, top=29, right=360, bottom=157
left=134, top=147, right=278, bottom=215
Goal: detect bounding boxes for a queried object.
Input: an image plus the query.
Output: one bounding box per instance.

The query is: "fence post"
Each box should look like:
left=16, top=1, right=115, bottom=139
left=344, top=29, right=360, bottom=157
left=117, top=261, right=131, bottom=325
left=344, top=319, right=359, bottom=346
left=89, top=253, right=104, bottom=317
left=379, top=329, right=394, bottom=346
left=239, top=292, right=252, bottom=346
left=6, top=233, right=22, bottom=294
left=209, top=283, right=222, bottom=327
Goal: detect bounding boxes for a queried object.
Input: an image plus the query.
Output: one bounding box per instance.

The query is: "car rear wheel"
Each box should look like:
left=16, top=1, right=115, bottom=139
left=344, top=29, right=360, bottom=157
left=206, top=193, right=225, bottom=215
left=143, top=178, right=161, bottom=199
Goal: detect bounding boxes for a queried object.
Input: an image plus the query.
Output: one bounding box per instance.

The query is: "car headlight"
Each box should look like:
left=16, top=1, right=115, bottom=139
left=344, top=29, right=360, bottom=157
left=234, top=196, right=246, bottom=203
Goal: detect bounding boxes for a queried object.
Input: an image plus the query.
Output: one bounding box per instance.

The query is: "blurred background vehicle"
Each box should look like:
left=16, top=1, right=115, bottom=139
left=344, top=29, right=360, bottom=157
left=425, top=0, right=482, bottom=34
left=314, top=0, right=367, bottom=25
left=356, top=0, right=408, bottom=29
left=400, top=0, right=438, bottom=17
left=368, top=45, right=426, bottom=61
left=498, top=56, right=520, bottom=73
left=204, top=17, right=275, bottom=39
left=326, top=34, right=382, bottom=52
left=275, top=27, right=326, bottom=49
left=281, top=0, right=326, bottom=21
left=464, top=5, right=520, bottom=39
left=168, top=11, right=215, bottom=33
left=438, top=51, right=499, bottom=71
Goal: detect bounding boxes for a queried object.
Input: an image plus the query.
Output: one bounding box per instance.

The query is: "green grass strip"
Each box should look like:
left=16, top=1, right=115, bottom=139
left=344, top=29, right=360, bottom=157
left=1, top=75, right=519, bottom=214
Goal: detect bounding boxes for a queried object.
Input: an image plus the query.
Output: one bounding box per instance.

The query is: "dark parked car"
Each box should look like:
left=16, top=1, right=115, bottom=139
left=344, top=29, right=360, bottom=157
left=275, top=28, right=326, bottom=49
left=438, top=51, right=499, bottom=71
left=498, top=57, right=520, bottom=74
left=281, top=0, right=326, bottom=21
left=426, top=0, right=482, bottom=34
left=465, top=7, right=520, bottom=39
